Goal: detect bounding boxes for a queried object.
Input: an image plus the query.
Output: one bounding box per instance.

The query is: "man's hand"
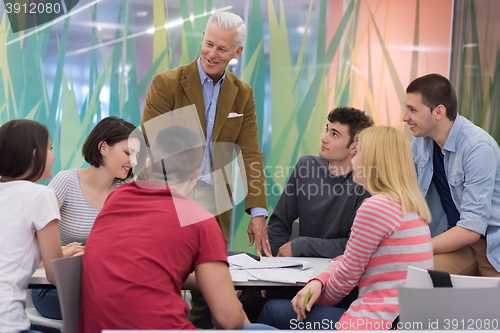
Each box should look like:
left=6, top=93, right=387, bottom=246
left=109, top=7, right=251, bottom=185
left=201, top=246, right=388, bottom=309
left=277, top=242, right=293, bottom=257
left=247, top=216, right=272, bottom=257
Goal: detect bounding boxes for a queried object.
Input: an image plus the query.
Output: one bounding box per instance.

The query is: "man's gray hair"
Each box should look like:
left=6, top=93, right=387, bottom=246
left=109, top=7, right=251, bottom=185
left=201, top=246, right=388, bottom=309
left=206, top=12, right=247, bottom=48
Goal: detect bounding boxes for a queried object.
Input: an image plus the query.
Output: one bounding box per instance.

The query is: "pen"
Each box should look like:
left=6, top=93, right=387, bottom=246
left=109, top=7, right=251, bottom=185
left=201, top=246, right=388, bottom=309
left=300, top=287, right=312, bottom=321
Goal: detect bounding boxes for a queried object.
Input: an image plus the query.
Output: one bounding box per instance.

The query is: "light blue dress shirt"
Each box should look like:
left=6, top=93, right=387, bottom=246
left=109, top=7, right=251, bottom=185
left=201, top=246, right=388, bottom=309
left=196, top=58, right=267, bottom=218
left=412, top=115, right=500, bottom=271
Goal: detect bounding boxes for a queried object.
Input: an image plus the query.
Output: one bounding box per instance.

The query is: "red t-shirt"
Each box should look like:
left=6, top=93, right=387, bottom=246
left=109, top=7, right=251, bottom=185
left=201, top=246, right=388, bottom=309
left=79, top=182, right=228, bottom=333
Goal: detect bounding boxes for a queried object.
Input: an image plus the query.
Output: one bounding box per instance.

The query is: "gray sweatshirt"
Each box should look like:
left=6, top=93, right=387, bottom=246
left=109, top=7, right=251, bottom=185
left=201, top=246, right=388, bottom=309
left=267, top=155, right=370, bottom=258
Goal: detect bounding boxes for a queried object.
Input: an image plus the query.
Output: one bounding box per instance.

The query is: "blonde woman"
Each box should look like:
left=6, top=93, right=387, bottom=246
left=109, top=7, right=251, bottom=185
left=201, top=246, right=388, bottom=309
left=258, top=126, right=433, bottom=330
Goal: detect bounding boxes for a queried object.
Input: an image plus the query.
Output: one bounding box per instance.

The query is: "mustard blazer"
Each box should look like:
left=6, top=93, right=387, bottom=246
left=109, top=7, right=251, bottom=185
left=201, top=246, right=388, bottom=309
left=141, top=59, right=267, bottom=240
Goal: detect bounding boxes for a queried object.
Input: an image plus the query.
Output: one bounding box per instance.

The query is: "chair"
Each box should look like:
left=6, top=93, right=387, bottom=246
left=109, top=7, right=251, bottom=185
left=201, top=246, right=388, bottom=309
left=405, top=265, right=500, bottom=288
left=52, top=255, right=83, bottom=333
left=399, top=266, right=500, bottom=329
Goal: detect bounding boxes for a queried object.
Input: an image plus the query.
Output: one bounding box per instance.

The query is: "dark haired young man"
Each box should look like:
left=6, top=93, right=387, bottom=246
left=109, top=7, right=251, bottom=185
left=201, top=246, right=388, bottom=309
left=403, top=73, right=500, bottom=277
left=80, top=127, right=275, bottom=331
left=268, top=107, right=373, bottom=258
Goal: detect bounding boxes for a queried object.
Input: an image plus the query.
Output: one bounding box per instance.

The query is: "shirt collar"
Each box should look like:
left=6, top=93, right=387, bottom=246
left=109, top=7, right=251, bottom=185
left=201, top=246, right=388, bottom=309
left=443, top=115, right=464, bottom=153
left=196, top=57, right=225, bottom=85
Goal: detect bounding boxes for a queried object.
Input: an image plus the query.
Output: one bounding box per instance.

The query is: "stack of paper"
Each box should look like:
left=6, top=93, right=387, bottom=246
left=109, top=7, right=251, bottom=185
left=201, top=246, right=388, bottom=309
left=228, top=254, right=313, bottom=284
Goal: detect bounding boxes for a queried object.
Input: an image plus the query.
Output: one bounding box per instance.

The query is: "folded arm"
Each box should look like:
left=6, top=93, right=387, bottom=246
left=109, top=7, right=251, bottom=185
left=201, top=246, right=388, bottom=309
left=289, top=236, right=349, bottom=258
left=433, top=143, right=496, bottom=253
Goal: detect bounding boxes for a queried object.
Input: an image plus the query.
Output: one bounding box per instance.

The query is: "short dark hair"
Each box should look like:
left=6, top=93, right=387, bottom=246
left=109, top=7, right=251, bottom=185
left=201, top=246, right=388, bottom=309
left=406, top=73, right=458, bottom=121
left=149, top=126, right=204, bottom=184
left=83, top=117, right=138, bottom=177
left=327, top=107, right=374, bottom=146
left=0, top=119, right=50, bottom=182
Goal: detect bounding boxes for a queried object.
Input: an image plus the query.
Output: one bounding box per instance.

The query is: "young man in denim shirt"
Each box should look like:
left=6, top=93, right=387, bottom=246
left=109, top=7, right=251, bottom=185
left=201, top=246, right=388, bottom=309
left=403, top=73, right=500, bottom=277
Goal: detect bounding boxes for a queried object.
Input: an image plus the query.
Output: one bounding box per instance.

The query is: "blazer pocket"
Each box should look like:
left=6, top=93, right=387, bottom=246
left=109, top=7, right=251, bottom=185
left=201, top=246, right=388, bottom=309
left=416, top=159, right=427, bottom=176
left=228, top=112, right=243, bottom=118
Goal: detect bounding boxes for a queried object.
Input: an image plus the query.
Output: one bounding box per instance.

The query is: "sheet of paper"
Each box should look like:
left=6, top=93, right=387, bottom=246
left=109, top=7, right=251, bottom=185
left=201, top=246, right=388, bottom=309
left=228, top=254, right=316, bottom=284
left=228, top=253, right=264, bottom=270
left=230, top=270, right=249, bottom=282
left=292, top=268, right=315, bottom=283
left=259, top=257, right=312, bottom=270
left=246, top=268, right=314, bottom=284
left=246, top=268, right=296, bottom=284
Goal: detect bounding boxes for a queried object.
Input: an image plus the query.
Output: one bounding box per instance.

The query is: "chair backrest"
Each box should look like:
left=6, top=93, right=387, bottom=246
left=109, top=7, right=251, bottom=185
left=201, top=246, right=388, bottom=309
left=405, top=265, right=500, bottom=288
left=399, top=288, right=500, bottom=329
left=399, top=266, right=500, bottom=329
left=52, top=255, right=82, bottom=333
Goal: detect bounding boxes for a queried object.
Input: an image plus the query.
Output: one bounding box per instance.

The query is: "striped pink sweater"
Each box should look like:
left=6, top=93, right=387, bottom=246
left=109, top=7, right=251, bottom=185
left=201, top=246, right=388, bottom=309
left=315, top=194, right=433, bottom=330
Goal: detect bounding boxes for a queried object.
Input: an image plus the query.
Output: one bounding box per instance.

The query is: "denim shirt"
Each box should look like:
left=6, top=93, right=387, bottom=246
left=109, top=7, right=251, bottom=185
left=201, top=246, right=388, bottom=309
left=412, top=115, right=500, bottom=271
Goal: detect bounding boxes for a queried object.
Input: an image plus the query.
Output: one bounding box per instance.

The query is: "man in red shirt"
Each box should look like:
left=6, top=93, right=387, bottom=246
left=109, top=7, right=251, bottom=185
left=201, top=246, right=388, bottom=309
left=79, top=127, right=257, bottom=331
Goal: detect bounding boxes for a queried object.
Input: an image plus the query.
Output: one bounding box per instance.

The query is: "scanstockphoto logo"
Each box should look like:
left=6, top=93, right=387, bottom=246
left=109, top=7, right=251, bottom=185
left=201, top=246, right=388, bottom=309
left=3, top=0, right=79, bottom=33
left=248, top=162, right=374, bottom=199
left=135, top=105, right=249, bottom=227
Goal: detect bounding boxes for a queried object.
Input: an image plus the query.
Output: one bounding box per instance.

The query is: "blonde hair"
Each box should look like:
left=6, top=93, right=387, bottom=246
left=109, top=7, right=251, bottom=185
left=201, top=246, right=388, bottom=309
left=355, top=126, right=431, bottom=223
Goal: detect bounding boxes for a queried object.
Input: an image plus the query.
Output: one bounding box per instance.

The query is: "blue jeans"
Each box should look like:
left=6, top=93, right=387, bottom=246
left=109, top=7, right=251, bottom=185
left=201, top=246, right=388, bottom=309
left=31, top=289, right=62, bottom=320
left=23, top=324, right=61, bottom=333
left=257, top=299, right=346, bottom=330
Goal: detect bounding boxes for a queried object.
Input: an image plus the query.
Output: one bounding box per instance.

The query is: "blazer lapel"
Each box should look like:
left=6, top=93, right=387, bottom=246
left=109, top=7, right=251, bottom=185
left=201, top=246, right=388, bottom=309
left=181, top=61, right=207, bottom=137
left=212, top=74, right=238, bottom=142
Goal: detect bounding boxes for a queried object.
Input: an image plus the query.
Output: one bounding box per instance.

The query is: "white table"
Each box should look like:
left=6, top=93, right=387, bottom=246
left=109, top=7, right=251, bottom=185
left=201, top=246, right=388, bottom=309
left=29, top=268, right=53, bottom=288
left=30, top=256, right=331, bottom=288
